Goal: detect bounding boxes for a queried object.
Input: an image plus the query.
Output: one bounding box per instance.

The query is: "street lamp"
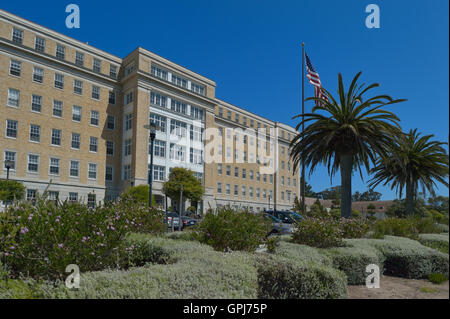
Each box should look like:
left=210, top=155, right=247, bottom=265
left=4, top=160, right=14, bottom=180
left=268, top=195, right=272, bottom=211
left=144, top=123, right=161, bottom=210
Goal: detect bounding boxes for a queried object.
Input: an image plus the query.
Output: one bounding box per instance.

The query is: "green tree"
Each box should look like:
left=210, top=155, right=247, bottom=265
left=292, top=196, right=303, bottom=213
left=0, top=179, right=25, bottom=203
left=367, top=203, right=377, bottom=220
left=290, top=72, right=405, bottom=218
left=369, top=129, right=449, bottom=216
left=300, top=182, right=317, bottom=198
left=163, top=168, right=204, bottom=210
left=121, top=185, right=157, bottom=207
left=308, top=199, right=328, bottom=218
left=427, top=195, right=449, bottom=215
left=352, top=189, right=382, bottom=201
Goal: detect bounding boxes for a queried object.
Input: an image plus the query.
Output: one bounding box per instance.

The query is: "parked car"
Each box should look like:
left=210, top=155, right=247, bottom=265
left=262, top=213, right=293, bottom=235
left=181, top=216, right=197, bottom=228
left=266, top=210, right=298, bottom=224
left=165, top=212, right=182, bottom=230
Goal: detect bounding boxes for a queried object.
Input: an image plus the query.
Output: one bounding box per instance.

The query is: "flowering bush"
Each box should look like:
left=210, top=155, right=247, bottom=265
left=339, top=218, right=370, bottom=239
left=292, top=218, right=344, bottom=248
left=0, top=197, right=165, bottom=281
left=192, top=208, right=271, bottom=252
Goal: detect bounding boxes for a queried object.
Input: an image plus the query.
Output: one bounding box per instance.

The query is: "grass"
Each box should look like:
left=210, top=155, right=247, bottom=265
left=420, top=286, right=439, bottom=293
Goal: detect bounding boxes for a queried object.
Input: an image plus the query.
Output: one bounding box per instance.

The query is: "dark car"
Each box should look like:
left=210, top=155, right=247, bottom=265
left=266, top=210, right=299, bottom=224
left=262, top=213, right=293, bottom=235
left=181, top=216, right=197, bottom=228
left=164, top=212, right=181, bottom=230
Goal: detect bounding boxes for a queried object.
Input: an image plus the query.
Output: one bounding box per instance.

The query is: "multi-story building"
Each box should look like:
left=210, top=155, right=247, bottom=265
left=0, top=9, right=300, bottom=212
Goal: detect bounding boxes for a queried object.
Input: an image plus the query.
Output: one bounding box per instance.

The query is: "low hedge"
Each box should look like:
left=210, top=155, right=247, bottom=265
left=364, top=236, right=449, bottom=279
left=256, top=255, right=347, bottom=299
left=418, top=234, right=449, bottom=254
left=321, top=240, right=385, bottom=285
left=275, top=241, right=332, bottom=267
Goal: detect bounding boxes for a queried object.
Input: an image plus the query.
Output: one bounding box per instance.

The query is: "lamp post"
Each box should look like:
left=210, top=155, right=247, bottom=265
left=268, top=195, right=272, bottom=211
left=144, top=123, right=161, bottom=210
left=4, top=160, right=14, bottom=181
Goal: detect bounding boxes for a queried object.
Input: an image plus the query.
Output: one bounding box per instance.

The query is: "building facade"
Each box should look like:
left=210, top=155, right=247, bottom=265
left=0, top=9, right=300, bottom=212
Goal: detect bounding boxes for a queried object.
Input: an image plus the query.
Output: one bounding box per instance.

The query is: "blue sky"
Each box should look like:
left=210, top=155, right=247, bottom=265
left=3, top=0, right=448, bottom=200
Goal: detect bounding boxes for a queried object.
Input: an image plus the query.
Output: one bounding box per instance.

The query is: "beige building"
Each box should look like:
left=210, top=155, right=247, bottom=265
left=0, top=9, right=300, bottom=212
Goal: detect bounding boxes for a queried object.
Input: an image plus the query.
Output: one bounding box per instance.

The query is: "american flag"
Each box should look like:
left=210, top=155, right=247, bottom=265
left=305, top=52, right=329, bottom=106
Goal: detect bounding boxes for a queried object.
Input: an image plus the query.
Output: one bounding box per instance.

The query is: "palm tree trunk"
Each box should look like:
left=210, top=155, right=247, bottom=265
left=340, top=154, right=353, bottom=219
left=405, top=181, right=414, bottom=216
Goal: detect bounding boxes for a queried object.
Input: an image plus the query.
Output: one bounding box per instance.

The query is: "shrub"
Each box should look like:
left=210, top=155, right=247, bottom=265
left=275, top=241, right=333, bottom=267
left=428, top=273, right=448, bottom=284
left=256, top=255, right=347, bottom=299
left=0, top=279, right=38, bottom=299
left=373, top=218, right=419, bottom=240
left=351, top=210, right=362, bottom=219
left=322, top=240, right=385, bottom=285
left=436, top=224, right=449, bottom=233
left=266, top=236, right=280, bottom=253
left=412, top=218, right=441, bottom=234
left=0, top=179, right=25, bottom=203
left=418, top=234, right=449, bottom=254
left=192, top=208, right=271, bottom=252
left=0, top=198, right=165, bottom=281
left=120, top=185, right=157, bottom=208
left=292, top=218, right=344, bottom=248
left=339, top=218, right=370, bottom=239
left=365, top=236, right=449, bottom=279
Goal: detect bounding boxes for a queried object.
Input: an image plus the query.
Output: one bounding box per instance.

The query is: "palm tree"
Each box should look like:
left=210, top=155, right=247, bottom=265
left=369, top=129, right=449, bottom=216
left=290, top=72, right=406, bottom=218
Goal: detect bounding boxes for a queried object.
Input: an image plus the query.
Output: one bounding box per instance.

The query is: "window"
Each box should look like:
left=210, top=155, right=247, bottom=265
left=249, top=187, right=254, bottom=198
left=10, top=60, right=22, bottom=76
left=88, top=163, right=97, bottom=179
left=71, top=133, right=80, bottom=149
left=33, top=67, right=44, bottom=83
left=90, top=111, right=99, bottom=126
left=124, top=139, right=132, bottom=156
left=281, top=161, right=285, bottom=170
left=93, top=58, right=101, bottom=73
left=242, top=186, right=247, bottom=197
left=92, top=85, right=100, bottom=100
left=263, top=189, right=267, bottom=199
left=6, top=120, right=18, bottom=138
left=226, top=165, right=231, bottom=176
left=29, top=124, right=40, bottom=142
left=170, top=99, right=187, bottom=115
left=12, top=28, right=23, bottom=44
left=191, top=106, right=204, bottom=121
left=263, top=174, right=267, bottom=183
left=281, top=192, right=285, bottom=201
left=105, top=166, right=113, bottom=182
left=49, top=158, right=60, bottom=175
left=234, top=167, right=239, bottom=178
left=106, top=141, right=114, bottom=156
left=74, top=80, right=83, bottom=95
left=153, top=165, right=166, bottom=181
left=107, top=115, right=115, bottom=130
left=31, top=95, right=42, bottom=112
left=75, top=51, right=84, bottom=66
left=243, top=117, right=247, bottom=126
left=288, top=177, right=291, bottom=186
left=125, top=113, right=133, bottom=131
left=125, top=91, right=134, bottom=105
left=249, top=170, right=254, bottom=180
left=219, top=107, right=223, bottom=118
left=54, top=74, right=64, bottom=89
left=110, top=65, right=118, bottom=78
left=227, top=111, right=232, bottom=120
left=125, top=63, right=135, bottom=76
left=4, top=151, right=16, bottom=170
left=256, top=172, right=260, bottom=182
left=226, top=184, right=231, bottom=195
left=169, top=144, right=186, bottom=161
left=242, top=169, right=247, bottom=179
left=69, top=193, right=78, bottom=202
left=51, top=129, right=61, bottom=146
left=281, top=176, right=285, bottom=186
left=28, top=154, right=39, bottom=173
left=171, top=74, right=187, bottom=88
left=153, top=140, right=166, bottom=158
left=170, top=120, right=187, bottom=138
left=293, top=178, right=297, bottom=187
left=218, top=144, right=223, bottom=156
left=151, top=65, right=168, bottom=80
left=217, top=183, right=222, bottom=194
left=27, top=189, right=37, bottom=203
left=218, top=164, right=222, bottom=175
left=72, top=106, right=82, bottom=122
left=89, top=137, right=98, bottom=153
left=250, top=119, right=254, bottom=128
left=123, top=164, right=131, bottom=180
left=234, top=185, right=239, bottom=196
left=191, top=82, right=205, bottom=95
left=190, top=126, right=203, bottom=142
left=87, top=194, right=96, bottom=209
left=235, top=113, right=239, bottom=123
left=190, top=148, right=202, bottom=165
left=50, top=191, right=59, bottom=204
left=109, top=91, right=116, bottom=105
left=8, top=89, right=20, bottom=107
left=53, top=100, right=63, bottom=117
left=150, top=114, right=166, bottom=133
left=56, top=44, right=66, bottom=60
left=150, top=92, right=167, bottom=107
left=34, top=36, right=46, bottom=52
left=70, top=160, right=80, bottom=177
left=270, top=174, right=273, bottom=184
left=288, top=162, right=291, bottom=172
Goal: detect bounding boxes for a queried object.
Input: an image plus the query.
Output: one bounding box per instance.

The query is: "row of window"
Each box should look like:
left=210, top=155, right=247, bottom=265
left=11, top=27, right=118, bottom=78
left=217, top=164, right=297, bottom=186
left=4, top=120, right=114, bottom=153
left=150, top=92, right=205, bottom=121
left=151, top=65, right=206, bottom=96
left=216, top=183, right=293, bottom=201
left=149, top=113, right=204, bottom=141
left=3, top=150, right=107, bottom=180
left=25, top=190, right=97, bottom=208
left=8, top=60, right=117, bottom=104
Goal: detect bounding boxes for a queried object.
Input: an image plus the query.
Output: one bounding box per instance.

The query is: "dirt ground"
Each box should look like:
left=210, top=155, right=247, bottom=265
left=347, top=275, right=449, bottom=299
